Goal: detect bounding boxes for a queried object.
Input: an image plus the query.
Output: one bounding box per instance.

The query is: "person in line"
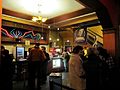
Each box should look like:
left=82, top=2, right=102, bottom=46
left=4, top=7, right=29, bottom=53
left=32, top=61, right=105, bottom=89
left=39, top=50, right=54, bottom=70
left=64, top=52, right=70, bottom=72
left=62, top=50, right=70, bottom=71
left=84, top=47, right=101, bottom=90
left=69, top=45, right=86, bottom=90
left=28, top=43, right=46, bottom=90
left=97, top=47, right=115, bottom=71
left=0, top=46, right=13, bottom=90
left=41, top=46, right=50, bottom=84
left=97, top=47, right=115, bottom=89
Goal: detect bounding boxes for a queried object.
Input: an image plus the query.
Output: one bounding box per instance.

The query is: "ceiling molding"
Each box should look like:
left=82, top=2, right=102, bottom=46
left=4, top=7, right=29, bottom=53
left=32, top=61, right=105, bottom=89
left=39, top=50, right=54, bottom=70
left=2, top=14, right=49, bottom=28
left=45, top=8, right=93, bottom=24
left=54, top=12, right=98, bottom=27
left=79, top=0, right=113, bottom=29
left=2, top=8, right=93, bottom=25
left=2, top=8, right=32, bottom=20
left=75, top=0, right=90, bottom=8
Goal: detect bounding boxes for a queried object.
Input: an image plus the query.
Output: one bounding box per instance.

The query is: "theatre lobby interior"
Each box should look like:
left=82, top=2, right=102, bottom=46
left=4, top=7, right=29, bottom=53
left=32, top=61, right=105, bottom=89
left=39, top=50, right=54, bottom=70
left=0, top=0, right=120, bottom=90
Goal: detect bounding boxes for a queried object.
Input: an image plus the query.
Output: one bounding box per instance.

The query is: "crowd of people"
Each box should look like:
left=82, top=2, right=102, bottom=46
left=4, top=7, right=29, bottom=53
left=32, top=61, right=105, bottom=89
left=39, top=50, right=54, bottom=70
left=0, top=46, right=14, bottom=90
left=27, top=43, right=49, bottom=90
left=68, top=45, right=117, bottom=90
left=0, top=43, right=50, bottom=90
left=0, top=43, right=119, bottom=90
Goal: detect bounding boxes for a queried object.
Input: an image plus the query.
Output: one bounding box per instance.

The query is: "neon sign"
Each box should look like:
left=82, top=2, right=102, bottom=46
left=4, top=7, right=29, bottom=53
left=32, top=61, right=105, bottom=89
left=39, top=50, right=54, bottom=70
left=1, top=28, right=42, bottom=40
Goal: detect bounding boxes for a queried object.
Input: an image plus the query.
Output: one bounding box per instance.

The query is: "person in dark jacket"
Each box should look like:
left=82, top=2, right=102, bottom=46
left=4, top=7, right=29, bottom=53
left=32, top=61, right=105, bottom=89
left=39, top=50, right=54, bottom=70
left=28, top=43, right=46, bottom=90
left=41, top=46, right=50, bottom=84
left=84, top=47, right=101, bottom=90
left=0, top=46, right=13, bottom=90
left=97, top=47, right=115, bottom=89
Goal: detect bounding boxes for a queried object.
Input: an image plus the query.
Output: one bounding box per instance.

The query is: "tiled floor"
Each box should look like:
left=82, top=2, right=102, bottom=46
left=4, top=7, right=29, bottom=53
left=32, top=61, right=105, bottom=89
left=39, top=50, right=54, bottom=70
left=13, top=72, right=69, bottom=90
left=13, top=77, right=50, bottom=90
left=62, top=72, right=70, bottom=87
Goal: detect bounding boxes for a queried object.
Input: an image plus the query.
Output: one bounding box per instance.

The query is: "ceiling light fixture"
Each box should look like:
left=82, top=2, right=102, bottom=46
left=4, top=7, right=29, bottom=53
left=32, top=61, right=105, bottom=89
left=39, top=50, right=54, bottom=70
left=32, top=3, right=47, bottom=23
left=57, top=28, right=59, bottom=30
left=49, top=37, right=52, bottom=40
left=67, top=40, right=70, bottom=42
left=32, top=16, right=47, bottom=23
left=57, top=38, right=59, bottom=41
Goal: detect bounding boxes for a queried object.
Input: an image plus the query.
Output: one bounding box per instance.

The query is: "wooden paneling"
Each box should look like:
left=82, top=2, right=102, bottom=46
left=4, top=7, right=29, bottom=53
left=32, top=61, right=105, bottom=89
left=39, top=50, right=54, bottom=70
left=2, top=8, right=93, bottom=25
left=0, top=0, right=2, bottom=56
left=2, top=9, right=32, bottom=20
left=103, top=28, right=115, bottom=56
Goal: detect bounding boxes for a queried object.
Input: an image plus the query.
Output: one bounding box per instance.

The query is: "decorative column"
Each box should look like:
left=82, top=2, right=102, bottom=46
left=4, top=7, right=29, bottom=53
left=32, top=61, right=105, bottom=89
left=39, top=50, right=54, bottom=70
left=0, top=0, right=1, bottom=45
left=103, top=28, right=116, bottom=56
left=0, top=0, right=2, bottom=61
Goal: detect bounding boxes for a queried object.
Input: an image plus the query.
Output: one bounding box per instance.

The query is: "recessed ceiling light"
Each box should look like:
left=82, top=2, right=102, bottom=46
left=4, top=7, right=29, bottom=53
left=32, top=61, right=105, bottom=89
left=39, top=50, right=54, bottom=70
left=67, top=40, right=70, bottom=42
left=48, top=26, right=51, bottom=28
left=57, top=28, right=59, bottom=30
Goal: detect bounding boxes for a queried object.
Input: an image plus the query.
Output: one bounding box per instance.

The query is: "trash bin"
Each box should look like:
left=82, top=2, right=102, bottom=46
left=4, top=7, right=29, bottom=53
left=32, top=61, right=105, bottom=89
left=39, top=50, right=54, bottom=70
left=49, top=73, right=62, bottom=90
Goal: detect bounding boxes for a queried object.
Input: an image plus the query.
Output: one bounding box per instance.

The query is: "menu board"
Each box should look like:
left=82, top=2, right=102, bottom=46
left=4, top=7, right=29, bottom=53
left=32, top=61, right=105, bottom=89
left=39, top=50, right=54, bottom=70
left=16, top=47, right=25, bottom=61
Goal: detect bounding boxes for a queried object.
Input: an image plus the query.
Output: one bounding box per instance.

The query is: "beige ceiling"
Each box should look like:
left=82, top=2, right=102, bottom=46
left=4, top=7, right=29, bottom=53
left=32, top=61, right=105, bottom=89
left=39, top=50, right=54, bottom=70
left=2, top=0, right=98, bottom=42
left=2, top=0, right=85, bottom=19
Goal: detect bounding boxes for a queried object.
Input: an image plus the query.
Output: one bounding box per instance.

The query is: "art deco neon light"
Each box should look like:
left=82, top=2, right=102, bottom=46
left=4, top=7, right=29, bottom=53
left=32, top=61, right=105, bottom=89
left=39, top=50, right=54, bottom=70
left=1, top=28, right=42, bottom=40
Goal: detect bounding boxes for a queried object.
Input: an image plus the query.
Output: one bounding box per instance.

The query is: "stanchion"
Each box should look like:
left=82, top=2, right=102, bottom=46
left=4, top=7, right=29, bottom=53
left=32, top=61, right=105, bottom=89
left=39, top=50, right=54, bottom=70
left=49, top=79, right=54, bottom=90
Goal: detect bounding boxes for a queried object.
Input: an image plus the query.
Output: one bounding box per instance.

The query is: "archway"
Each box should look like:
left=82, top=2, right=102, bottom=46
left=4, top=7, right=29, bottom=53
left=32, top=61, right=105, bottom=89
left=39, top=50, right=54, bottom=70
left=79, top=0, right=119, bottom=57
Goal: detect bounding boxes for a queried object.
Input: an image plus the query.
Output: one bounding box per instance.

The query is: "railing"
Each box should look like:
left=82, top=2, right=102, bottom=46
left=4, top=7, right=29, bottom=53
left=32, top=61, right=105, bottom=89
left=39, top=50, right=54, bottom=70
left=49, top=79, right=75, bottom=90
left=87, top=30, right=96, bottom=45
left=87, top=29, right=103, bottom=39
left=87, top=29, right=103, bottom=46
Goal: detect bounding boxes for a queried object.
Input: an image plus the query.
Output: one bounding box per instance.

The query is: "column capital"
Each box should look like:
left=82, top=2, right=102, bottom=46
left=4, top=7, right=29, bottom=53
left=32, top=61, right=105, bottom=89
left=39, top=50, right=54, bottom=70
left=102, top=27, right=116, bottom=34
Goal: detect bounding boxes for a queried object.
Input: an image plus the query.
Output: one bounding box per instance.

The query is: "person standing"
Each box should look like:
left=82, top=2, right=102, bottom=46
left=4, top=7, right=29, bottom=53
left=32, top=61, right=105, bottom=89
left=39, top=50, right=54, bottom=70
left=64, top=52, right=70, bottom=72
left=0, top=46, right=13, bottom=90
left=69, top=45, right=86, bottom=90
left=28, top=43, right=46, bottom=90
left=41, top=46, right=50, bottom=84
left=97, top=47, right=115, bottom=89
left=84, top=47, right=101, bottom=90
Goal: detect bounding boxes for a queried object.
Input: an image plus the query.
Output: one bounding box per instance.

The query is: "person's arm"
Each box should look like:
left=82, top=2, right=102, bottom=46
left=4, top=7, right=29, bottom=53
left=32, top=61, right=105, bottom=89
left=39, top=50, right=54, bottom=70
left=46, top=53, right=50, bottom=61
left=74, top=58, right=85, bottom=78
left=27, top=49, right=33, bottom=61
left=40, top=50, right=46, bottom=61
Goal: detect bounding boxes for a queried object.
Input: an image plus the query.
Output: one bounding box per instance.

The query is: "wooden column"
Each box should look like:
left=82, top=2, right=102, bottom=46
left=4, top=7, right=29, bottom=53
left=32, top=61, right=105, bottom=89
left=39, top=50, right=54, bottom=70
left=0, top=0, right=2, bottom=47
left=0, top=0, right=2, bottom=61
left=103, top=28, right=116, bottom=56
